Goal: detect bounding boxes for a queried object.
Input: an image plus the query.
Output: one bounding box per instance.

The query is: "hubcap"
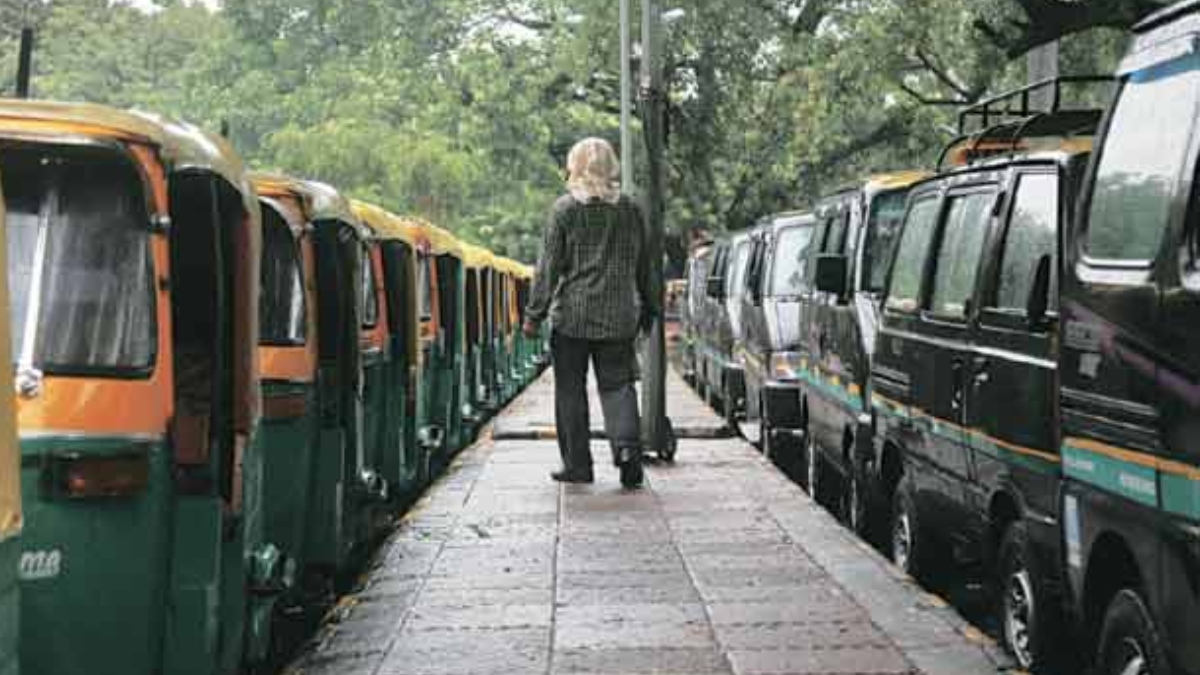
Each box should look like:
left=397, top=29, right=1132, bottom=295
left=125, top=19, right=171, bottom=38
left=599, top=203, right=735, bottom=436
left=806, top=439, right=817, bottom=494
left=1004, top=567, right=1036, bottom=668
left=893, top=511, right=912, bottom=571
left=1115, top=638, right=1148, bottom=675
left=849, top=475, right=860, bottom=530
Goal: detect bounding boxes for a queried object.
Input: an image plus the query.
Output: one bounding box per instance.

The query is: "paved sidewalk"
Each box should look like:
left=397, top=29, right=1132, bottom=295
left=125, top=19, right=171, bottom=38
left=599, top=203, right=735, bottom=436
left=286, top=371, right=1011, bottom=675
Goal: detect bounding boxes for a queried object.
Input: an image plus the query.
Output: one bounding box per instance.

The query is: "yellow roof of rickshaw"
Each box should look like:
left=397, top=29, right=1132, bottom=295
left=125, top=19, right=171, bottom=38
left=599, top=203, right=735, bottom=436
left=459, top=243, right=497, bottom=270
left=0, top=99, right=254, bottom=198
left=250, top=173, right=363, bottom=235
left=350, top=199, right=417, bottom=245
left=396, top=216, right=463, bottom=258
left=493, top=256, right=532, bottom=279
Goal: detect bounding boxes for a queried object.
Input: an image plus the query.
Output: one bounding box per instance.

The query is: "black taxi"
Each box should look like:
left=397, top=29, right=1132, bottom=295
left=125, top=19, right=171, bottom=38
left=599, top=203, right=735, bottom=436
left=1060, top=3, right=1200, bottom=673
left=870, top=93, right=1100, bottom=670
left=735, top=211, right=816, bottom=465
left=796, top=171, right=926, bottom=528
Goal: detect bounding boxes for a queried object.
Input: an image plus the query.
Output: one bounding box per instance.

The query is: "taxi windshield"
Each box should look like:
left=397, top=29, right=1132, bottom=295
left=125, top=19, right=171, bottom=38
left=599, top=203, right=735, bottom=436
left=3, top=145, right=155, bottom=375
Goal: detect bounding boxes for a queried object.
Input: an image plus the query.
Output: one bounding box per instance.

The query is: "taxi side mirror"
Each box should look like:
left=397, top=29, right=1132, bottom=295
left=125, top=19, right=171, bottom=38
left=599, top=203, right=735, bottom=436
left=815, top=254, right=849, bottom=302
left=706, top=277, right=725, bottom=299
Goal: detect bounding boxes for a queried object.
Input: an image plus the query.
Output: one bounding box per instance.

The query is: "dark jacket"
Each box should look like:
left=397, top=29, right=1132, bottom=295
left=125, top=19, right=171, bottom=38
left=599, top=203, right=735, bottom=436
left=526, top=194, right=656, bottom=340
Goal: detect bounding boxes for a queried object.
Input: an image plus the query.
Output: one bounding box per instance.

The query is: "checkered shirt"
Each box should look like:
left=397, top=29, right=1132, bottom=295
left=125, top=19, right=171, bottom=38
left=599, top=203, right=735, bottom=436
left=526, top=194, right=656, bottom=340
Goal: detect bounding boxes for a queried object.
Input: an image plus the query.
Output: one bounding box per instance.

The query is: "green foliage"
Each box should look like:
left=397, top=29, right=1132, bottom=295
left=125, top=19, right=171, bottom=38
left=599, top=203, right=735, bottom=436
left=0, top=0, right=1132, bottom=263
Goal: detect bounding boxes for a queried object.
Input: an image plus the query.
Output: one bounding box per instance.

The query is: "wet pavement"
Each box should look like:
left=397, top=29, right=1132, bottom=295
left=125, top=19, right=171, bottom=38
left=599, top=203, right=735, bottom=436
left=285, top=370, right=1012, bottom=675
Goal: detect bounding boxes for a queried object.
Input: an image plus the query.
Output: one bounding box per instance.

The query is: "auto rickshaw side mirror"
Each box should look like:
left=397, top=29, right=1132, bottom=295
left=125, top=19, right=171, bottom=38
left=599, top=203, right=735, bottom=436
left=815, top=254, right=849, bottom=302
left=1026, top=254, right=1052, bottom=329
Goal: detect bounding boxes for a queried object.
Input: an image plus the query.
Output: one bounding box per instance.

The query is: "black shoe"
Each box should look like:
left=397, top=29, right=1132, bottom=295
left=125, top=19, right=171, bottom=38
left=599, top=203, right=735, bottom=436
left=551, top=468, right=594, bottom=484
left=619, top=459, right=644, bottom=489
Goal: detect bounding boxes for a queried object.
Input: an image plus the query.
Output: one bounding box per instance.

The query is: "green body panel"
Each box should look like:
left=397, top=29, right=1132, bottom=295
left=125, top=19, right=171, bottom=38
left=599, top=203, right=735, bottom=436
left=259, top=382, right=319, bottom=572
left=362, top=351, right=394, bottom=504
left=306, top=417, right=347, bottom=570
left=164, top=496, right=223, bottom=675
left=375, top=344, right=421, bottom=502
left=19, top=437, right=171, bottom=675
left=0, top=536, right=18, bottom=675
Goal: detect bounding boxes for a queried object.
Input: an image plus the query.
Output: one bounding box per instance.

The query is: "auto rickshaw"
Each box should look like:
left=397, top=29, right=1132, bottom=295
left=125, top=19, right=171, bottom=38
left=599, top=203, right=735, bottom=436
left=408, top=220, right=468, bottom=459
left=350, top=200, right=424, bottom=501
left=249, top=176, right=386, bottom=586
left=459, top=243, right=497, bottom=434
left=0, top=169, right=21, bottom=675
left=0, top=100, right=277, bottom=675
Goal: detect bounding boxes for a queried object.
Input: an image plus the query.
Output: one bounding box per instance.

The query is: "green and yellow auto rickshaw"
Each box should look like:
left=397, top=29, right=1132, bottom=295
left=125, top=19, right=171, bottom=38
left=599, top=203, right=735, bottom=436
left=350, top=201, right=424, bottom=501
left=0, top=100, right=278, bottom=675
left=407, top=220, right=468, bottom=459
left=0, top=167, right=20, bottom=675
left=250, top=176, right=386, bottom=585
left=459, top=243, right=496, bottom=432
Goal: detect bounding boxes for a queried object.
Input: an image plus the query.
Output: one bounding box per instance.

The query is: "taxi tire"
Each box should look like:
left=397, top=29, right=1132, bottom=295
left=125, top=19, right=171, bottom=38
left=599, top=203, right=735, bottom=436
left=1097, top=589, right=1169, bottom=675
left=891, top=476, right=933, bottom=584
left=998, top=522, right=1058, bottom=672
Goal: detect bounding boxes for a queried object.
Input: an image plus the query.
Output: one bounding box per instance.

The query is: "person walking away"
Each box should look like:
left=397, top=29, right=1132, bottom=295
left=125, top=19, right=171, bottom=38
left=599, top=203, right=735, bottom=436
left=523, top=137, right=657, bottom=489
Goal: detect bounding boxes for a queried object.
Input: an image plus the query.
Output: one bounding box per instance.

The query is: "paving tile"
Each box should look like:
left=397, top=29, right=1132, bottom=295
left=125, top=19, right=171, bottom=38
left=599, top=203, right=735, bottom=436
left=728, top=646, right=913, bottom=674
left=284, top=370, right=1003, bottom=675
left=552, top=647, right=732, bottom=674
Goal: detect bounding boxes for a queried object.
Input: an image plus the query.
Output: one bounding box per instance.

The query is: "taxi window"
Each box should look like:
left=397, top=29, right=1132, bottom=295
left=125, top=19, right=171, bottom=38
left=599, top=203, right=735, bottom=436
left=1087, top=54, right=1200, bottom=261
left=995, top=173, right=1058, bottom=313
left=930, top=190, right=995, bottom=319
left=770, top=226, right=816, bottom=297
left=885, top=197, right=940, bottom=313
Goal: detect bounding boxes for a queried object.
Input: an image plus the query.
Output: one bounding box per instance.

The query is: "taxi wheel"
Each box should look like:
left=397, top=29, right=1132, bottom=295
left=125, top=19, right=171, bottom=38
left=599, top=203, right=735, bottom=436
left=1097, top=589, right=1168, bottom=675
left=891, top=476, right=932, bottom=583
left=843, top=464, right=869, bottom=538
left=999, top=522, right=1057, bottom=672
left=803, top=432, right=820, bottom=499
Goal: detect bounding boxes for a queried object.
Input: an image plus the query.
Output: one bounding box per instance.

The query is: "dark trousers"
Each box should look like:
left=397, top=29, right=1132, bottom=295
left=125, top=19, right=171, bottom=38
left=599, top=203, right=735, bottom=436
left=552, top=331, right=642, bottom=472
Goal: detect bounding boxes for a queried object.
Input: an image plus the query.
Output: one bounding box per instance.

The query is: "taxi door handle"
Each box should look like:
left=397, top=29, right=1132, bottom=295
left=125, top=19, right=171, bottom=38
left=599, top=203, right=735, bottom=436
left=972, top=356, right=990, bottom=386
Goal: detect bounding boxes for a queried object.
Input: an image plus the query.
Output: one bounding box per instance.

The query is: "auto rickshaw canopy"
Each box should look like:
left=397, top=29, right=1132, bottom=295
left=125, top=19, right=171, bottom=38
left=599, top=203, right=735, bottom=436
left=0, top=99, right=260, bottom=219
left=460, top=243, right=496, bottom=270
left=251, top=173, right=367, bottom=240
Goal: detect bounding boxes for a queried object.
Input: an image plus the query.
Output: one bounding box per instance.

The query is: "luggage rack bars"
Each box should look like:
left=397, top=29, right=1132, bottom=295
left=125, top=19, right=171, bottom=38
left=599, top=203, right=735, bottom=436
left=936, top=75, right=1114, bottom=171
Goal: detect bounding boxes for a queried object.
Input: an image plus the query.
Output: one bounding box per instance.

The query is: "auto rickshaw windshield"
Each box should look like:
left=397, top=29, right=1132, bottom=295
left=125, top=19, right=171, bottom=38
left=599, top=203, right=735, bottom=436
left=260, top=205, right=307, bottom=346
left=2, top=144, right=155, bottom=376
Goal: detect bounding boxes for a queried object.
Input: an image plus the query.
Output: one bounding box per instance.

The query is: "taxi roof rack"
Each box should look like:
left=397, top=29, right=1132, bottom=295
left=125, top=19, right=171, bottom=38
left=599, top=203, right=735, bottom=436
left=957, top=75, right=1114, bottom=135
left=936, top=75, right=1114, bottom=171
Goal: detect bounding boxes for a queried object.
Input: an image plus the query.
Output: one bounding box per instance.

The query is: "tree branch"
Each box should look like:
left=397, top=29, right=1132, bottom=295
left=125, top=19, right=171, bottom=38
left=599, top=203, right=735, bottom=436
left=977, top=0, right=1167, bottom=59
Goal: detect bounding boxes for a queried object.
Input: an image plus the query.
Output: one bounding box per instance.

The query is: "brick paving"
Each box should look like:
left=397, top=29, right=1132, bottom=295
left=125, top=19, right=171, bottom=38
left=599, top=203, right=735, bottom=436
left=285, top=370, right=1011, bottom=675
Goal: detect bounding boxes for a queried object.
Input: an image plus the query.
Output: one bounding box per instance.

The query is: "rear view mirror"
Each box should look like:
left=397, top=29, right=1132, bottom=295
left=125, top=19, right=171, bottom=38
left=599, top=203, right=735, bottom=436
left=1026, top=254, right=1052, bottom=328
left=815, top=254, right=849, bottom=301
left=706, top=277, right=725, bottom=299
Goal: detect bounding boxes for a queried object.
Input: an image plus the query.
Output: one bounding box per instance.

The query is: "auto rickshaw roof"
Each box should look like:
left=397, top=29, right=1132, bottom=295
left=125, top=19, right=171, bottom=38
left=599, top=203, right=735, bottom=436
left=250, top=173, right=366, bottom=238
left=460, top=243, right=497, bottom=270
left=350, top=199, right=413, bottom=244
left=0, top=99, right=255, bottom=198
left=397, top=216, right=463, bottom=258
left=495, top=256, right=533, bottom=279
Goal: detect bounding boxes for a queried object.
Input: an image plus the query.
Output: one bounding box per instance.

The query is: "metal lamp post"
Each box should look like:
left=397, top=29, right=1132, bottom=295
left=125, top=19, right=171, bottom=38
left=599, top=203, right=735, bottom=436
left=639, top=0, right=668, bottom=454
